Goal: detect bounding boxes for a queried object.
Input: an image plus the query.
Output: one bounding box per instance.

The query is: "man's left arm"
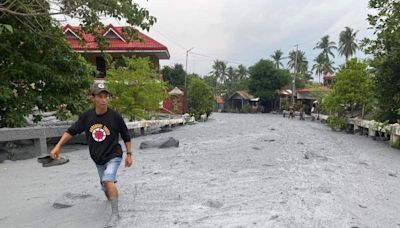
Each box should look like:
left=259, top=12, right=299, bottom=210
left=124, top=141, right=133, bottom=168
left=118, top=113, right=133, bottom=168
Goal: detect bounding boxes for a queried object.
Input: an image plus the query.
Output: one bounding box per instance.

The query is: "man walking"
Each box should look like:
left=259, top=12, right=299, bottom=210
left=50, top=82, right=133, bottom=227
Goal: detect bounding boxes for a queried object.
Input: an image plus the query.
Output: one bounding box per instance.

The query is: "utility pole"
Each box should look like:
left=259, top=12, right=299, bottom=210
left=184, top=47, right=194, bottom=113
left=292, top=44, right=298, bottom=107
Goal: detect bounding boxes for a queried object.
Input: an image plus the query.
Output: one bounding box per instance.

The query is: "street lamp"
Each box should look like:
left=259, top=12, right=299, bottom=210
left=184, top=47, right=194, bottom=113
left=292, top=44, right=298, bottom=107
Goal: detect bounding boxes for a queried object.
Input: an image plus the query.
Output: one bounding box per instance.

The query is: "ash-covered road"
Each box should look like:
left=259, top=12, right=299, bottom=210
left=1, top=113, right=400, bottom=228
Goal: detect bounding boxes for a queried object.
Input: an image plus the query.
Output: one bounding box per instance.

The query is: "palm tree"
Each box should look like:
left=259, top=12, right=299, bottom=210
left=235, top=64, right=248, bottom=81
left=338, top=26, right=359, bottom=61
left=227, top=66, right=237, bottom=82
left=271, top=49, right=284, bottom=69
left=210, top=60, right=229, bottom=84
left=288, top=50, right=308, bottom=73
left=312, top=53, right=325, bottom=83
left=314, top=35, right=337, bottom=59
left=322, top=58, right=335, bottom=75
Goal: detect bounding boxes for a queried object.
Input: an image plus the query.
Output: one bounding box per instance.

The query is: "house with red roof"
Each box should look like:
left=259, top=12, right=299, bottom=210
left=63, top=24, right=170, bottom=77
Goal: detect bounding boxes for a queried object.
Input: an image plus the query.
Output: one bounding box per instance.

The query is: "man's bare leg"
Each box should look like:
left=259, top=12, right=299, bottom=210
left=104, top=181, right=120, bottom=227
left=104, top=181, right=118, bottom=199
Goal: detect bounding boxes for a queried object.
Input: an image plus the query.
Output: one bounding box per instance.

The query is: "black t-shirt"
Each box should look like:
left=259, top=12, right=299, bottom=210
left=66, top=108, right=131, bottom=165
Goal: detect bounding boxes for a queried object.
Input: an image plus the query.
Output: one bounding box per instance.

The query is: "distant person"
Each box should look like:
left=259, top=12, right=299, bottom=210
left=299, top=106, right=305, bottom=120
left=49, top=82, right=133, bottom=227
left=289, top=106, right=295, bottom=119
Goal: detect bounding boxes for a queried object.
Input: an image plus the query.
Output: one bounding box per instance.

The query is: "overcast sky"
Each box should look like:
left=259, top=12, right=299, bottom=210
left=74, top=0, right=375, bottom=77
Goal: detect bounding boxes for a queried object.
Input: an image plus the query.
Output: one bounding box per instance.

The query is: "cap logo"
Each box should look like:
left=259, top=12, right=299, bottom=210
left=98, top=83, right=105, bottom=89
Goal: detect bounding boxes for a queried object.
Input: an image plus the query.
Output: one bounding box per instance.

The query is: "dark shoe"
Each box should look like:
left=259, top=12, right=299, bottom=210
left=42, top=156, right=69, bottom=167
left=37, top=155, right=52, bottom=164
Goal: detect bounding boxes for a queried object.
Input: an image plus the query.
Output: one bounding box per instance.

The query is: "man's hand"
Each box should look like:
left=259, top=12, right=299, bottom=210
left=50, top=145, right=61, bottom=159
left=125, top=154, right=133, bottom=168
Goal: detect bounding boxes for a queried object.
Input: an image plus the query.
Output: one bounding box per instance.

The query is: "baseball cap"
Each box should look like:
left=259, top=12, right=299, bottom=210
left=91, top=82, right=109, bottom=95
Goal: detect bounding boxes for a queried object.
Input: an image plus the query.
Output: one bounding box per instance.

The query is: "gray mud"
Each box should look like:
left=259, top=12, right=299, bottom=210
left=1, top=113, right=400, bottom=227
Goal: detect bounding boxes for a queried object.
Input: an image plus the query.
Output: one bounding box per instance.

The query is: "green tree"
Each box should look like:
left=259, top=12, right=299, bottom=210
left=322, top=58, right=335, bottom=75
left=224, top=65, right=249, bottom=101
left=312, top=53, right=326, bottom=83
left=210, top=60, right=229, bottom=85
left=0, top=15, right=93, bottom=127
left=161, top=64, right=186, bottom=89
left=271, top=50, right=284, bottom=69
left=0, top=0, right=156, bottom=47
left=288, top=50, right=308, bottom=73
left=107, top=57, right=167, bottom=120
left=0, top=0, right=158, bottom=127
left=314, top=35, right=337, bottom=59
left=226, top=66, right=237, bottom=82
left=364, top=0, right=400, bottom=122
left=313, top=35, right=337, bottom=77
left=236, top=64, right=249, bottom=81
left=338, top=27, right=359, bottom=61
left=187, top=78, right=214, bottom=119
left=248, top=59, right=291, bottom=111
left=323, top=59, right=375, bottom=118
left=287, top=50, right=311, bottom=89
left=202, top=75, right=217, bottom=91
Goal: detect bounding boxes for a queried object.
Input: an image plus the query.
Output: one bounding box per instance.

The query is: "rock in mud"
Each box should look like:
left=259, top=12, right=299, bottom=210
left=140, top=137, right=179, bottom=149
left=205, top=199, right=223, bottom=209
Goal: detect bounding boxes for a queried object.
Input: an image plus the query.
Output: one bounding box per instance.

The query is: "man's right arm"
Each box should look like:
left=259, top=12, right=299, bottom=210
left=50, top=111, right=87, bottom=159
left=50, top=132, right=73, bottom=159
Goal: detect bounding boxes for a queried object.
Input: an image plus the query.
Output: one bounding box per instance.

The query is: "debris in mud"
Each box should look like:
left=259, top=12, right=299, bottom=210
left=359, top=161, right=368, bottom=166
left=358, top=204, right=367, bottom=209
left=388, top=173, right=397, bottom=177
left=297, top=142, right=304, bottom=145
left=264, top=139, right=276, bottom=142
left=262, top=164, right=274, bottom=167
left=316, top=186, right=331, bottom=194
left=269, top=128, right=276, bottom=131
left=270, top=215, right=279, bottom=220
left=205, top=199, right=223, bottom=209
left=303, top=151, right=328, bottom=161
left=252, top=147, right=261, bottom=150
left=53, top=192, right=93, bottom=209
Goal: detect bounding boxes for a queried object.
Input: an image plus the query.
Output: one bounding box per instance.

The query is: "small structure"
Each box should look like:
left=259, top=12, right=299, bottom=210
left=323, top=74, right=335, bottom=88
left=277, top=89, right=293, bottom=111
left=215, top=96, right=224, bottom=112
left=63, top=24, right=170, bottom=77
left=162, top=87, right=185, bottom=114
left=296, top=87, right=329, bottom=113
left=226, top=91, right=259, bottom=112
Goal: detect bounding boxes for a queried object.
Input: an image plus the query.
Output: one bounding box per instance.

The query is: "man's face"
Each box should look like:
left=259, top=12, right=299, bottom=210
left=92, top=91, right=109, bottom=108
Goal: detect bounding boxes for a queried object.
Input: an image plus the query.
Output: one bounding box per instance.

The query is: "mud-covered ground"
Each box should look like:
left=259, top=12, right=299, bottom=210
left=1, top=113, right=400, bottom=228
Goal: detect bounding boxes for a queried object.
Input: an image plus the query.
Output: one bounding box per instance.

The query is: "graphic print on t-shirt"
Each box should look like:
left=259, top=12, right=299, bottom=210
left=89, top=124, right=111, bottom=142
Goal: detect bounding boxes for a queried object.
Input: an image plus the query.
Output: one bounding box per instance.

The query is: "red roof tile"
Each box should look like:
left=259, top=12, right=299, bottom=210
left=63, top=24, right=168, bottom=52
left=297, top=87, right=329, bottom=93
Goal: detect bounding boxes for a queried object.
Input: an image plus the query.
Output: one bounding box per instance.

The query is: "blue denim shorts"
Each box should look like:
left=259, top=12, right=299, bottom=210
left=96, top=156, right=122, bottom=191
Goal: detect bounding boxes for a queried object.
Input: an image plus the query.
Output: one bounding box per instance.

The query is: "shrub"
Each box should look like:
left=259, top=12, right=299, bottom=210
left=327, top=116, right=347, bottom=131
